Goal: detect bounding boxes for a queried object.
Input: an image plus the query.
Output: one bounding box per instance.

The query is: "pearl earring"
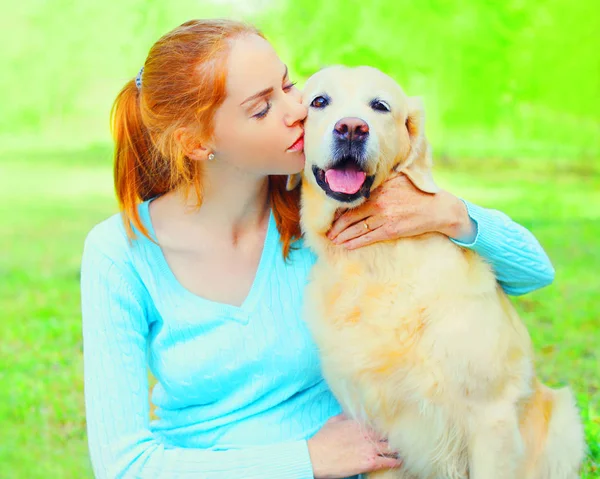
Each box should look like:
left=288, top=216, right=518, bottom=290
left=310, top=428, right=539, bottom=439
left=208, top=153, right=215, bottom=161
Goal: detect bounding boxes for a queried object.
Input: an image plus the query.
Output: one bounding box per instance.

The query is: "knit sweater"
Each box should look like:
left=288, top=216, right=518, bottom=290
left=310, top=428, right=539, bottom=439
left=80, top=198, right=554, bottom=479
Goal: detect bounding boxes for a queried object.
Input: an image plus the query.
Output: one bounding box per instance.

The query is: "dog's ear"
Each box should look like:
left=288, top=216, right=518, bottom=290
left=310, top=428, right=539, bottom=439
left=395, top=96, right=440, bottom=194
left=286, top=173, right=302, bottom=191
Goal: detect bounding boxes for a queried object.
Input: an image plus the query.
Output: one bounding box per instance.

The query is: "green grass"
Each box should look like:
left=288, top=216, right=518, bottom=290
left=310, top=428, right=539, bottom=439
left=1, top=148, right=598, bottom=478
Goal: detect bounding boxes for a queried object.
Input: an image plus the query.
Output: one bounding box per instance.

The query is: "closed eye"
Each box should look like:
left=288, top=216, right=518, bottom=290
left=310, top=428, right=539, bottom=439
left=283, top=80, right=297, bottom=92
left=252, top=101, right=272, bottom=119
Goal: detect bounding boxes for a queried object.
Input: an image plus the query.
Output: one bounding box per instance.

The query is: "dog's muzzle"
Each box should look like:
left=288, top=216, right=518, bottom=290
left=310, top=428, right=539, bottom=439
left=312, top=117, right=375, bottom=203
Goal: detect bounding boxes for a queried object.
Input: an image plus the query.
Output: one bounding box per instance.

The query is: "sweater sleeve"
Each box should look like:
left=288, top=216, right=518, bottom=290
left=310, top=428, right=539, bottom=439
left=80, top=235, right=315, bottom=479
left=448, top=199, right=555, bottom=296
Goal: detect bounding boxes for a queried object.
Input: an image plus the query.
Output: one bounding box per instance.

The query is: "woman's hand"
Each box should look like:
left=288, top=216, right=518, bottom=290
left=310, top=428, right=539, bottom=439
left=307, top=414, right=402, bottom=478
left=326, top=174, right=476, bottom=250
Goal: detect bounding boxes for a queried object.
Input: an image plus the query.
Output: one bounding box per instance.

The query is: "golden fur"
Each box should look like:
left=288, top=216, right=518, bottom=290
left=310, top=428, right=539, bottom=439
left=293, top=66, right=585, bottom=478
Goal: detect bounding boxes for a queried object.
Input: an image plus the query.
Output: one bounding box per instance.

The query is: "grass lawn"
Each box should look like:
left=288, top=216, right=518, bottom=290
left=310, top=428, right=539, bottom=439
left=1, top=148, right=598, bottom=478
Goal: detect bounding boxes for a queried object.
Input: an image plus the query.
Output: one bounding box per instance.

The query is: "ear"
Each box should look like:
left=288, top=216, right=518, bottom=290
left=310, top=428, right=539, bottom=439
left=174, top=127, right=211, bottom=162
left=286, top=173, right=302, bottom=191
left=395, top=96, right=440, bottom=194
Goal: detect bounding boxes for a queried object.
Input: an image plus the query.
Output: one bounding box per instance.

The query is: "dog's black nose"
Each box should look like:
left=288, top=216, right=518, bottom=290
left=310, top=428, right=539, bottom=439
left=333, top=117, right=369, bottom=142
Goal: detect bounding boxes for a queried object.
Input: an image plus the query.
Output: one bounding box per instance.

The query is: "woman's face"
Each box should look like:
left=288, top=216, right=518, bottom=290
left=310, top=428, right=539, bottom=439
left=209, top=34, right=307, bottom=176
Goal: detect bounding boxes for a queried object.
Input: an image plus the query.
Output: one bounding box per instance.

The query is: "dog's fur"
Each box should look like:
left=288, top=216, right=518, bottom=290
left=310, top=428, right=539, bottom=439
left=290, top=65, right=585, bottom=478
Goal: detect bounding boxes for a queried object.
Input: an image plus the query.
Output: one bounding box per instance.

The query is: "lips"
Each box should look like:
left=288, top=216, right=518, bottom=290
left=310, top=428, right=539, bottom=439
left=287, top=133, right=304, bottom=152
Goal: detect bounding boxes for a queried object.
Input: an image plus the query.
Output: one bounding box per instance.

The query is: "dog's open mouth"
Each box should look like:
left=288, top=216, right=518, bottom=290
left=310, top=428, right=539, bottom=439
left=312, top=156, right=375, bottom=202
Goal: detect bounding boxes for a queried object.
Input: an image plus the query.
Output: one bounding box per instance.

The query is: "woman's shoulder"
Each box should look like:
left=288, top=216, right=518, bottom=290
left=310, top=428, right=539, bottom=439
left=83, top=203, right=149, bottom=270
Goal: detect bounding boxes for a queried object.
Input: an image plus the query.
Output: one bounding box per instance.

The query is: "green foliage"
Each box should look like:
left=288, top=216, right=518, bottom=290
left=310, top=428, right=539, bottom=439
left=2, top=0, right=598, bottom=159
left=260, top=0, right=599, bottom=160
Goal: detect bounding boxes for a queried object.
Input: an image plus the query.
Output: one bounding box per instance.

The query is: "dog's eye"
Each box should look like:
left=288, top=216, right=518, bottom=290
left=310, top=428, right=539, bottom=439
left=310, top=96, right=329, bottom=108
left=370, top=99, right=391, bottom=113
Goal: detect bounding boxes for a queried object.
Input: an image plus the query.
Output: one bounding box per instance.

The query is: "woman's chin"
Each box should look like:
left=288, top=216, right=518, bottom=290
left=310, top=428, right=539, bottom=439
left=280, top=152, right=305, bottom=175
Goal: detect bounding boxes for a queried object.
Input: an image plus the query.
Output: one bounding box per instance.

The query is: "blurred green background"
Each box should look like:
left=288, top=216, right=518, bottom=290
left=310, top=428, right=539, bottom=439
left=1, top=0, right=598, bottom=477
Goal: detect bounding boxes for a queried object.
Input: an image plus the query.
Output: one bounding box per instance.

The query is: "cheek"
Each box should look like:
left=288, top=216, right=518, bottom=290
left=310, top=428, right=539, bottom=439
left=368, top=120, right=410, bottom=173
left=387, top=126, right=412, bottom=172
left=378, top=119, right=408, bottom=152
left=212, top=116, right=245, bottom=155
left=216, top=120, right=279, bottom=158
left=246, top=120, right=286, bottom=155
left=397, top=127, right=411, bottom=158
left=304, top=114, right=331, bottom=159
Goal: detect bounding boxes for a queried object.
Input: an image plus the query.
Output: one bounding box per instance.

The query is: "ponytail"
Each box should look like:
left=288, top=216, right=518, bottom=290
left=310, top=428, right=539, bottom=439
left=110, top=79, right=168, bottom=240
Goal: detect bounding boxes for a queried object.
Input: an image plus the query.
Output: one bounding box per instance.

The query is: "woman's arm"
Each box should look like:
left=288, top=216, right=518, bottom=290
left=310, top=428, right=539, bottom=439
left=447, top=199, right=555, bottom=296
left=80, top=234, right=314, bottom=479
left=326, top=175, right=555, bottom=296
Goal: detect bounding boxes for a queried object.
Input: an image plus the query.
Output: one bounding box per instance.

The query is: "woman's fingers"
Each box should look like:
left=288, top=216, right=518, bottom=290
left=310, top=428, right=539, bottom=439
left=327, top=204, right=377, bottom=241
left=375, top=441, right=400, bottom=459
left=330, top=215, right=384, bottom=245
left=333, top=207, right=347, bottom=221
left=372, top=440, right=402, bottom=470
left=339, top=226, right=388, bottom=250
left=374, top=455, right=403, bottom=471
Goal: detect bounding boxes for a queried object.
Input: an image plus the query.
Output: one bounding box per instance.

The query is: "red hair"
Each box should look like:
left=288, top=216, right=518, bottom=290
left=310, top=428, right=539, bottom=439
left=110, top=19, right=301, bottom=259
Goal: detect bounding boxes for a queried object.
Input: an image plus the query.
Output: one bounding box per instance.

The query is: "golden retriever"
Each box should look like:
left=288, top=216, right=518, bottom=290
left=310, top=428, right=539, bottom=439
left=287, top=65, right=585, bottom=479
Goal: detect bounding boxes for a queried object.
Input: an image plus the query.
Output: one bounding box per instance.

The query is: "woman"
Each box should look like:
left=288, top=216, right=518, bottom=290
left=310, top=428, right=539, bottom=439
left=80, top=19, right=555, bottom=479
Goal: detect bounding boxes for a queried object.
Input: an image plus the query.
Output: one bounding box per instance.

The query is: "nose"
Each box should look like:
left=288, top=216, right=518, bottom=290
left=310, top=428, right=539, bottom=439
left=284, top=92, right=308, bottom=126
left=333, top=117, right=369, bottom=141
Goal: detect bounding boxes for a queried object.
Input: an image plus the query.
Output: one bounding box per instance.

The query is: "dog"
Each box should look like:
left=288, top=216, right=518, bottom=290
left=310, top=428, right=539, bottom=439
left=287, top=65, right=586, bottom=478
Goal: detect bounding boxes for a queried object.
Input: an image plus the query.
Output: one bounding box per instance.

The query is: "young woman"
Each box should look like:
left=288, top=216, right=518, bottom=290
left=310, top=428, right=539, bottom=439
left=80, top=19, right=555, bottom=479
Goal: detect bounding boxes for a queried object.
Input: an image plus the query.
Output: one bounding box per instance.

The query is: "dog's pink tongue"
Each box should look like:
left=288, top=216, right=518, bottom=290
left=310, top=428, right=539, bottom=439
left=325, top=168, right=366, bottom=194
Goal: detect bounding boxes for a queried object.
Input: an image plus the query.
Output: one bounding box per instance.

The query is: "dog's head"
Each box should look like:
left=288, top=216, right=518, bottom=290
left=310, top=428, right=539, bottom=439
left=287, top=65, right=439, bottom=205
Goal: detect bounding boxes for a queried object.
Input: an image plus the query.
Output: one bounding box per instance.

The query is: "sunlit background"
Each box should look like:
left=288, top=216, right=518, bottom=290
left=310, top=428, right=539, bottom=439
left=1, top=1, right=598, bottom=477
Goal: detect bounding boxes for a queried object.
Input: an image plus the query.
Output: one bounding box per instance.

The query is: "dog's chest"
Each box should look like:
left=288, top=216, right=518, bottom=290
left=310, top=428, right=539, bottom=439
left=304, top=236, right=493, bottom=342
left=301, top=238, right=494, bottom=411
left=305, top=237, right=463, bottom=330
left=303, top=245, right=443, bottom=374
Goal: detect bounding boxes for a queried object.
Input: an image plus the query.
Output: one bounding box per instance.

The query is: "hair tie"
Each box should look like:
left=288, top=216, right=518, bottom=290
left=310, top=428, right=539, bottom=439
left=135, top=67, right=144, bottom=90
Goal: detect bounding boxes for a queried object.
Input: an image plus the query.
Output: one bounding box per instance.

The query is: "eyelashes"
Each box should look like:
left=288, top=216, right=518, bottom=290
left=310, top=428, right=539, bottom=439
left=252, top=81, right=298, bottom=120
left=254, top=101, right=272, bottom=119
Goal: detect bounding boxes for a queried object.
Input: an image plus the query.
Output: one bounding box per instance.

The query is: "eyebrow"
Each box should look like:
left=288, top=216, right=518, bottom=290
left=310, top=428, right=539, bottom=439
left=240, top=65, right=289, bottom=106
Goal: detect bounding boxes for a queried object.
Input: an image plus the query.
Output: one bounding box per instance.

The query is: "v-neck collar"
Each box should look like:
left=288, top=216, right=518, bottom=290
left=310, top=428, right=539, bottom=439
left=139, top=198, right=277, bottom=324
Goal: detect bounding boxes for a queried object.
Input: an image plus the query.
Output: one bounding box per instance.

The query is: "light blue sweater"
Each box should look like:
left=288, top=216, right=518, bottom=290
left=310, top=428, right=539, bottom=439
left=80, top=198, right=554, bottom=479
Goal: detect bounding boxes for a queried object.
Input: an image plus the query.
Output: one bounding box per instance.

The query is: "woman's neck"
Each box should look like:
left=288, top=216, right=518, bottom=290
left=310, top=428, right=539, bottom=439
left=166, top=168, right=271, bottom=245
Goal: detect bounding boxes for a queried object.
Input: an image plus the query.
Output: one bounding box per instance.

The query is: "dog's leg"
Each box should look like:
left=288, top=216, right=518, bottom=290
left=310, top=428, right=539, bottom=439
left=468, top=403, right=526, bottom=479
left=530, top=386, right=586, bottom=479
